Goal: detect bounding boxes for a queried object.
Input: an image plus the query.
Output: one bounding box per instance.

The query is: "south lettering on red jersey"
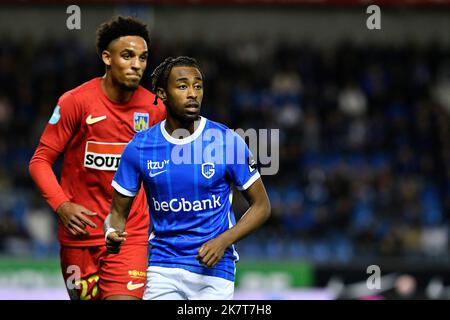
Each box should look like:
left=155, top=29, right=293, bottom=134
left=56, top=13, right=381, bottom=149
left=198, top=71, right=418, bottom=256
left=84, top=142, right=126, bottom=171
left=40, top=77, right=166, bottom=247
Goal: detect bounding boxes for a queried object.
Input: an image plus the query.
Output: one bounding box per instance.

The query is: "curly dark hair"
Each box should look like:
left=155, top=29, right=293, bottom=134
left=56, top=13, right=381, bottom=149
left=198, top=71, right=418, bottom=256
left=150, top=56, right=204, bottom=105
left=96, top=15, right=150, bottom=57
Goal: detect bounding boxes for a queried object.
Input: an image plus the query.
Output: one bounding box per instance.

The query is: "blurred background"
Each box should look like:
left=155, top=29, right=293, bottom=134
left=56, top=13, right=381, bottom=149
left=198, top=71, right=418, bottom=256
left=1, top=0, right=450, bottom=300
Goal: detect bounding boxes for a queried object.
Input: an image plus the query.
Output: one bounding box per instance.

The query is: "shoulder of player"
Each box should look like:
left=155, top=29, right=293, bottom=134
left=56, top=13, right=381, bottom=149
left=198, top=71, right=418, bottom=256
left=134, top=86, right=165, bottom=109
left=66, top=78, right=99, bottom=97
left=136, top=84, right=152, bottom=95
left=58, top=78, right=99, bottom=105
left=203, top=117, right=234, bottom=134
left=131, top=122, right=160, bottom=143
left=134, top=85, right=156, bottom=102
left=204, top=119, right=249, bottom=150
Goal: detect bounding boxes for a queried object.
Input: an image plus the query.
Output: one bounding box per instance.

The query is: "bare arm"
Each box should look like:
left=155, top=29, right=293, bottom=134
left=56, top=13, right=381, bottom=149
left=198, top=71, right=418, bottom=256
left=196, top=178, right=271, bottom=267
left=104, top=189, right=135, bottom=253
left=221, top=178, right=271, bottom=244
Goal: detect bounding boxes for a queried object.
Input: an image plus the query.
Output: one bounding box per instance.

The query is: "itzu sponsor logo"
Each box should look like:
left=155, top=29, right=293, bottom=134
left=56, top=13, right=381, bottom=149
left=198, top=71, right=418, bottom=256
left=147, top=159, right=169, bottom=178
left=84, top=141, right=126, bottom=171
left=152, top=195, right=221, bottom=213
left=147, top=159, right=170, bottom=170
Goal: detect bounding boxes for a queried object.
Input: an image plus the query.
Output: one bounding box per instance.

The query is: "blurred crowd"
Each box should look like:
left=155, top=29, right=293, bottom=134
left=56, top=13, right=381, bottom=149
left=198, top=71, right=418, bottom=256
left=0, top=34, right=449, bottom=264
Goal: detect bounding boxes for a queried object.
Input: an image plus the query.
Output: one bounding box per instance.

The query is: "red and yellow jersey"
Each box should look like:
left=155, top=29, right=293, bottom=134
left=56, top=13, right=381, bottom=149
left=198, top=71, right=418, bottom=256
left=35, top=77, right=166, bottom=247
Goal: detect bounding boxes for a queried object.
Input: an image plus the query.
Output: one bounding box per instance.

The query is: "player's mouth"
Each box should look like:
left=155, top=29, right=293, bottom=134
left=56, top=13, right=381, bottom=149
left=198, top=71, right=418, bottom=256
left=127, top=73, right=141, bottom=80
left=185, top=102, right=200, bottom=113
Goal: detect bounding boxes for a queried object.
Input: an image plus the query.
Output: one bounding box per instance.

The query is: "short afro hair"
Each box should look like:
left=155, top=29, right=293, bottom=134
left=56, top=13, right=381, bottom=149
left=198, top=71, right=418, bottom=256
left=150, top=56, right=204, bottom=105
left=96, top=15, right=150, bottom=57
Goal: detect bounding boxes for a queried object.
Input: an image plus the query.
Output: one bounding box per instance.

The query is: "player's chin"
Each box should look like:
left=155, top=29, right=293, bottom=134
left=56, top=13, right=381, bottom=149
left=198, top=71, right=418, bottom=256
left=183, top=111, right=200, bottom=121
left=122, top=80, right=140, bottom=91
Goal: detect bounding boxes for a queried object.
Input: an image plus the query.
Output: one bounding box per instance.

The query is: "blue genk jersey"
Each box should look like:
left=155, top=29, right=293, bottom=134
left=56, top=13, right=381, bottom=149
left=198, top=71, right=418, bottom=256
left=112, top=117, right=260, bottom=281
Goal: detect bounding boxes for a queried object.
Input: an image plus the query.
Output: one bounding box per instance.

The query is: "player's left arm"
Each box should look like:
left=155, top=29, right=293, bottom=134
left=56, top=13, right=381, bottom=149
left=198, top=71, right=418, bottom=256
left=196, top=178, right=271, bottom=268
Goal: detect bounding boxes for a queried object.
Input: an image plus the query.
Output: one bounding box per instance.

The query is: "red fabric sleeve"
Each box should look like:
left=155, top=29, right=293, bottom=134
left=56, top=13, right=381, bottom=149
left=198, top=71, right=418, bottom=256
left=29, top=143, right=69, bottom=212
left=40, top=91, right=81, bottom=153
left=29, top=92, right=81, bottom=212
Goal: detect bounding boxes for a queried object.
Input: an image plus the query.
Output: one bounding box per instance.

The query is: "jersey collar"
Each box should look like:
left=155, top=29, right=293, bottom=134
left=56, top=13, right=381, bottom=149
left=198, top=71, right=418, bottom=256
left=160, top=116, right=207, bottom=145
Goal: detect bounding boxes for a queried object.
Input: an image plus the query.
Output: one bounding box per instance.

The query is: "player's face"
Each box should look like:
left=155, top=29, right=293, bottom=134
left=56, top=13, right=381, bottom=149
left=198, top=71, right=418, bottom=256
left=104, top=35, right=148, bottom=91
left=163, top=66, right=203, bottom=122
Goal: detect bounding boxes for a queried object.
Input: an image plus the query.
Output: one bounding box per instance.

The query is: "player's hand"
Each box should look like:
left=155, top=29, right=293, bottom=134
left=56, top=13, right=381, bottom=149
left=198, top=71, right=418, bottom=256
left=196, top=237, right=229, bottom=268
left=56, top=201, right=97, bottom=237
left=105, top=231, right=127, bottom=254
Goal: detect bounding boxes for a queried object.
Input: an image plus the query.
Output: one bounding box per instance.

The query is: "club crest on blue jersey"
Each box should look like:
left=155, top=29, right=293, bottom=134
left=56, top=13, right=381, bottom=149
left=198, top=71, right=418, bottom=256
left=134, top=112, right=149, bottom=132
left=201, top=162, right=215, bottom=179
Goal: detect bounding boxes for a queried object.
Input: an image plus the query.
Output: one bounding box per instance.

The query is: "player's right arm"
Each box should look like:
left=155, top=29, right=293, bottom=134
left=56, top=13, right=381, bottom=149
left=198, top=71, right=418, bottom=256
left=28, top=93, right=97, bottom=237
left=105, top=137, right=142, bottom=253
left=104, top=190, right=134, bottom=253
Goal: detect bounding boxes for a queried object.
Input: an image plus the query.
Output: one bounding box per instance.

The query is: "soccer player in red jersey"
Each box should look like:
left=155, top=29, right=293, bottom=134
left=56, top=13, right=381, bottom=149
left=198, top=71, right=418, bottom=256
left=28, top=16, right=166, bottom=300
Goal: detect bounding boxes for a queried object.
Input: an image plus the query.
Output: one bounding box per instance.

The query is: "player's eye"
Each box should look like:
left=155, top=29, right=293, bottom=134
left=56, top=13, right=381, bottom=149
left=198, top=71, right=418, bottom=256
left=139, top=55, right=147, bottom=62
left=178, top=85, right=187, bottom=89
left=122, top=53, right=131, bottom=59
left=194, top=84, right=203, bottom=90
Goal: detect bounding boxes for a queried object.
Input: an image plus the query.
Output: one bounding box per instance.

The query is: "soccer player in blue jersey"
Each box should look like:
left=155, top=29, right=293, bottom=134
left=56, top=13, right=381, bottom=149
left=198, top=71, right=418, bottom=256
left=104, top=56, right=271, bottom=300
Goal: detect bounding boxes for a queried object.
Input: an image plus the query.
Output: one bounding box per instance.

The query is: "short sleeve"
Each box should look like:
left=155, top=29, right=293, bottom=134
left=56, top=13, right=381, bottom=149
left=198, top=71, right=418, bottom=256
left=39, top=92, right=82, bottom=152
left=112, top=139, right=142, bottom=197
left=226, top=131, right=261, bottom=191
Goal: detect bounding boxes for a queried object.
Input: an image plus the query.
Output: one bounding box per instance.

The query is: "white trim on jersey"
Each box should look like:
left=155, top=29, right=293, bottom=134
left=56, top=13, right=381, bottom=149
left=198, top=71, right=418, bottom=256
left=111, top=180, right=137, bottom=197
left=236, top=171, right=261, bottom=191
left=160, top=116, right=207, bottom=145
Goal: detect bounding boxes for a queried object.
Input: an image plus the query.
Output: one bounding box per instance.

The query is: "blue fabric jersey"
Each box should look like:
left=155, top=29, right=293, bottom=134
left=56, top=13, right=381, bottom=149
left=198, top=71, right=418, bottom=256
left=112, top=116, right=260, bottom=281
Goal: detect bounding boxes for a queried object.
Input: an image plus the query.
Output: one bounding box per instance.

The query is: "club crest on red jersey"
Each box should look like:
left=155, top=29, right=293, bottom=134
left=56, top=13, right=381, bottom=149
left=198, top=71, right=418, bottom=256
left=134, top=112, right=149, bottom=132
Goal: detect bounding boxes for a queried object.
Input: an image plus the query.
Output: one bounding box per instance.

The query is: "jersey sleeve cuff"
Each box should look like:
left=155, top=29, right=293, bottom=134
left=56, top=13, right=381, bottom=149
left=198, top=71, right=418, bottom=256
left=50, top=195, right=70, bottom=213
left=236, top=171, right=261, bottom=191
left=112, top=180, right=137, bottom=197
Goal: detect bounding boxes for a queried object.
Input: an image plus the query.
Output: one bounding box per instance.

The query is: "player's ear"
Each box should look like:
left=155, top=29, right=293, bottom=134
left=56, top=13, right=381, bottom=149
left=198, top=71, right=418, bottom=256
left=156, top=88, right=167, bottom=102
left=102, top=50, right=112, bottom=68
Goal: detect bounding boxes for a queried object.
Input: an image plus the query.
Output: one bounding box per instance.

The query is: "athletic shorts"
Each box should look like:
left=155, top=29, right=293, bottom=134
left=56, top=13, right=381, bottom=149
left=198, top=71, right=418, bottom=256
left=60, top=244, right=148, bottom=300
left=143, top=266, right=234, bottom=300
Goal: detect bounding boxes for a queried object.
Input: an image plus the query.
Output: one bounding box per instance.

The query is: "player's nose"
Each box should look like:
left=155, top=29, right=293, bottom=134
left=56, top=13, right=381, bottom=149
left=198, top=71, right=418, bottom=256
left=187, top=86, right=197, bottom=99
left=131, top=57, right=142, bottom=70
